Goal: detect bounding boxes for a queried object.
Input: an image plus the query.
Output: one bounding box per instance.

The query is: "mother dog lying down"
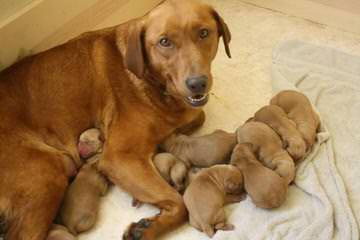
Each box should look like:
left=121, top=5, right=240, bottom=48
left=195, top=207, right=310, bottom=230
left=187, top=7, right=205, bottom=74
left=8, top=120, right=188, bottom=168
left=0, top=0, right=231, bottom=239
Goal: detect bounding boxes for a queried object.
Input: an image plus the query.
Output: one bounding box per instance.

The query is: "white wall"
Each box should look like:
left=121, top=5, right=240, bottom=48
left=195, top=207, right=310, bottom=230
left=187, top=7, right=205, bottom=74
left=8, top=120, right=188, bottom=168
left=0, top=0, right=34, bottom=23
left=0, top=0, right=162, bottom=70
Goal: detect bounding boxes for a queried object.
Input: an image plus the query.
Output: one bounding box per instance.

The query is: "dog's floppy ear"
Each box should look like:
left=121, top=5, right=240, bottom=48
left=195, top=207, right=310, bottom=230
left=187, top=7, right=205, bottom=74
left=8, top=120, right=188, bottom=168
left=212, top=10, right=232, bottom=58
left=125, top=21, right=146, bottom=78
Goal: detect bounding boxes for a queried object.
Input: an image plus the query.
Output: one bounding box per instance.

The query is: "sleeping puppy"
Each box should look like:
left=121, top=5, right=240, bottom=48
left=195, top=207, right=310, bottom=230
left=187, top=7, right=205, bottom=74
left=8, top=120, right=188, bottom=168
left=237, top=121, right=295, bottom=184
left=78, top=128, right=103, bottom=159
left=46, top=224, right=75, bottom=240
left=253, top=105, right=307, bottom=160
left=231, top=143, right=287, bottom=209
left=270, top=90, right=320, bottom=150
left=184, top=165, right=244, bottom=238
left=185, top=167, right=204, bottom=187
left=161, top=130, right=237, bottom=167
left=59, top=162, right=108, bottom=235
left=153, top=153, right=188, bottom=192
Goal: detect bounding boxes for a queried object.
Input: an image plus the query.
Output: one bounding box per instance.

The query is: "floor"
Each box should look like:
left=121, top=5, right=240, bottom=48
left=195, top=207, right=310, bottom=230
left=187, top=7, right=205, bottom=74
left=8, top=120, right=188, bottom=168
left=81, top=0, right=360, bottom=239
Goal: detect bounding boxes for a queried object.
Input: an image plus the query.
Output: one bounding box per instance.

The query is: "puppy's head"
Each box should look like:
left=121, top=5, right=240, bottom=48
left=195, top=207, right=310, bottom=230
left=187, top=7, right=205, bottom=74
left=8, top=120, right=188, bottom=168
left=78, top=129, right=103, bottom=159
left=125, top=0, right=231, bottom=108
left=170, top=161, right=188, bottom=192
left=230, top=143, right=257, bottom=168
left=223, top=167, right=244, bottom=194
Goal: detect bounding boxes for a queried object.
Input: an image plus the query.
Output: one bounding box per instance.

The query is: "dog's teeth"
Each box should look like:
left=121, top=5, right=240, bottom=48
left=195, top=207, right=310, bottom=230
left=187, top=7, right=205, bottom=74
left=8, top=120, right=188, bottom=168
left=186, top=94, right=208, bottom=105
left=188, top=95, right=206, bottom=102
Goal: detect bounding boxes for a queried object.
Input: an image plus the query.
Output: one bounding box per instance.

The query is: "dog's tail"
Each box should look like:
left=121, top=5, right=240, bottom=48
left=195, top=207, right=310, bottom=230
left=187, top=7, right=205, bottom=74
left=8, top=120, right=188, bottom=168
left=0, top=215, right=5, bottom=239
left=0, top=199, right=12, bottom=237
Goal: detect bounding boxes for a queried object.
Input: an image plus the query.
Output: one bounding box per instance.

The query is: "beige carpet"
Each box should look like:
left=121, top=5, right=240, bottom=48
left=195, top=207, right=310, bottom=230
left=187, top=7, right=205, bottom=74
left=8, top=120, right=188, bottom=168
left=80, top=1, right=360, bottom=239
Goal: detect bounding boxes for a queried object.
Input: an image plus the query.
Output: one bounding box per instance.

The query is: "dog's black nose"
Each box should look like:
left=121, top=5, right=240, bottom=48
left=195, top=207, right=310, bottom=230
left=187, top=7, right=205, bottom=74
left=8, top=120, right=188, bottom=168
left=186, top=75, right=208, bottom=94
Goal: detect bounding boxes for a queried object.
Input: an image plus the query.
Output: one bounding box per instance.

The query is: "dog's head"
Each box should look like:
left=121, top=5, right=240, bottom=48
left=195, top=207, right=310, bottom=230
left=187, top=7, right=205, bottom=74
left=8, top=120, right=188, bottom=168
left=124, top=0, right=231, bottom=108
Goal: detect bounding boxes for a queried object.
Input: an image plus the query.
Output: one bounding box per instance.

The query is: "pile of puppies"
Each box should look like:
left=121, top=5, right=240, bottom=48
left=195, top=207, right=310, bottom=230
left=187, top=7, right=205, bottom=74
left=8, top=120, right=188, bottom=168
left=48, top=90, right=320, bottom=239
left=159, top=90, right=320, bottom=237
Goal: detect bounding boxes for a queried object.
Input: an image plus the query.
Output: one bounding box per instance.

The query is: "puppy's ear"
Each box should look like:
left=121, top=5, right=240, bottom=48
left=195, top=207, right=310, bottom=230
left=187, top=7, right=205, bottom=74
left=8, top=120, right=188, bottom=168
left=125, top=21, right=146, bottom=78
left=243, top=142, right=255, bottom=151
left=212, top=9, right=232, bottom=58
left=244, top=143, right=255, bottom=151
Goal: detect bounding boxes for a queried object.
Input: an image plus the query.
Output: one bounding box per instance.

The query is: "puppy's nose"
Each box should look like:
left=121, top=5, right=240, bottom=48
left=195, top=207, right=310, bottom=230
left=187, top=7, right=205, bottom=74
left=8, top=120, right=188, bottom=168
left=186, top=75, right=208, bottom=94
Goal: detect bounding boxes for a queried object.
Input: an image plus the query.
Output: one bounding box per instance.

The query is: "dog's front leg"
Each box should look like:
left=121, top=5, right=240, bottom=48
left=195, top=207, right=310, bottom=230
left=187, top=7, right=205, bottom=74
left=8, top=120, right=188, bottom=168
left=99, top=128, right=187, bottom=240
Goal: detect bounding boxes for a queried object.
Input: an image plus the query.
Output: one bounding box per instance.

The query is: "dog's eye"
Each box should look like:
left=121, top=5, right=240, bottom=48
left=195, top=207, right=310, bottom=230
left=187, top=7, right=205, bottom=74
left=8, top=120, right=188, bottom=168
left=159, top=37, right=173, bottom=48
left=199, top=28, right=209, bottom=39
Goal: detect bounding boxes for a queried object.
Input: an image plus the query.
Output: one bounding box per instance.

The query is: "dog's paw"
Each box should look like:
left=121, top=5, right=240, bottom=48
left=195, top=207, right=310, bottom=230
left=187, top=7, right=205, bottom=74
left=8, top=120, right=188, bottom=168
left=123, top=219, right=153, bottom=240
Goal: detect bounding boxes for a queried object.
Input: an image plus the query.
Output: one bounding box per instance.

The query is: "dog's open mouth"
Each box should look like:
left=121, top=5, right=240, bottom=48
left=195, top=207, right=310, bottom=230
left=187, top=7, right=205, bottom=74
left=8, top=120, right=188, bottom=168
left=185, top=94, right=209, bottom=107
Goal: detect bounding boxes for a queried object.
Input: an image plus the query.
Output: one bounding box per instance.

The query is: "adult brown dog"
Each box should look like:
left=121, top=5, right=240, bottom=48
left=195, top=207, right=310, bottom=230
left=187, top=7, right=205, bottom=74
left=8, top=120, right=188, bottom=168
left=0, top=0, right=231, bottom=239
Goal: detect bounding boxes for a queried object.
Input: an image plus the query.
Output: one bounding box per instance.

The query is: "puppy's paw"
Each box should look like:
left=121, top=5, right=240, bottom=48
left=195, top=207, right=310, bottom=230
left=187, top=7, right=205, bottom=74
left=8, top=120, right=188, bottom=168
left=123, top=219, right=153, bottom=240
left=215, top=222, right=235, bottom=231
left=46, top=224, right=76, bottom=240
left=275, top=161, right=295, bottom=184
left=286, top=136, right=306, bottom=160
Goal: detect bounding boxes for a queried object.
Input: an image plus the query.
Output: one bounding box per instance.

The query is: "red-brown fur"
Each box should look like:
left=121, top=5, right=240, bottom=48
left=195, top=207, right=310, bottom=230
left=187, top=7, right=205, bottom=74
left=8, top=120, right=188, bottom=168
left=0, top=0, right=231, bottom=239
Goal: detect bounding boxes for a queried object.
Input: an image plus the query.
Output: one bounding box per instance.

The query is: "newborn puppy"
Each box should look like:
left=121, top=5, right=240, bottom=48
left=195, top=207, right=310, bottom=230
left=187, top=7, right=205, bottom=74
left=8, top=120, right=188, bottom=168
left=185, top=167, right=205, bottom=187
left=231, top=143, right=287, bottom=209
left=270, top=90, right=320, bottom=150
left=153, top=153, right=187, bottom=192
left=59, top=163, right=108, bottom=235
left=78, top=128, right=103, bottom=159
left=253, top=105, right=306, bottom=160
left=161, top=130, right=237, bottom=167
left=184, top=165, right=244, bottom=238
left=46, top=224, right=75, bottom=240
left=237, top=121, right=295, bottom=184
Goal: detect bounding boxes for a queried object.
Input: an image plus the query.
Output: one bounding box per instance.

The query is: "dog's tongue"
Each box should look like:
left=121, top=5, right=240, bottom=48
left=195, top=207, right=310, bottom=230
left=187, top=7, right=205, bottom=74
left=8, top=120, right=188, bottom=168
left=78, top=142, right=93, bottom=159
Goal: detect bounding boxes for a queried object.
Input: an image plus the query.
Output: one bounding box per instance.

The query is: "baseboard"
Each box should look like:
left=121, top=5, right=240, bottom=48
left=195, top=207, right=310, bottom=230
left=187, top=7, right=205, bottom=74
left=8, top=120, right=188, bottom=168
left=240, top=0, right=360, bottom=35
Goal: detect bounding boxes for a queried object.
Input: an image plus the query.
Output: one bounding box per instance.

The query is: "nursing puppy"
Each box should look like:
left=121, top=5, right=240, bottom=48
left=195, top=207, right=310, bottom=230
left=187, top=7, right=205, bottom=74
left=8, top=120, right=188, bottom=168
left=59, top=163, right=108, bottom=235
left=153, top=153, right=188, bottom=192
left=161, top=130, right=237, bottom=167
left=231, top=143, right=287, bottom=209
left=270, top=90, right=320, bottom=150
left=237, top=121, right=295, bottom=184
left=78, top=128, right=103, bottom=159
left=184, top=165, right=244, bottom=237
left=253, top=105, right=306, bottom=160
